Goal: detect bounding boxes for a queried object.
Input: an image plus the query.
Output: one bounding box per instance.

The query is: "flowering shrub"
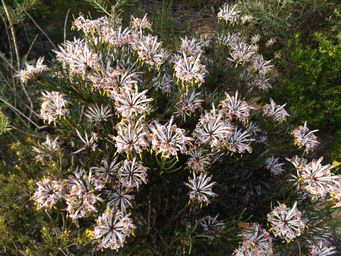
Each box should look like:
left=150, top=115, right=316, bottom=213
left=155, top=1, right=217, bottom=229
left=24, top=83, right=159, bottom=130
left=3, top=2, right=341, bottom=255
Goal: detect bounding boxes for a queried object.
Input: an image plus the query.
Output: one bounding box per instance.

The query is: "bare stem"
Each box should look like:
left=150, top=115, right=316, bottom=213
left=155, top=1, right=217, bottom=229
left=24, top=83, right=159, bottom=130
left=2, top=0, right=34, bottom=118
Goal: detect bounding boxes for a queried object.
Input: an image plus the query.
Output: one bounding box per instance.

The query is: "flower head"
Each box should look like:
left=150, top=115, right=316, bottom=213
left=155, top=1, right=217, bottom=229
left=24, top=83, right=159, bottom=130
left=220, top=91, right=253, bottom=122
left=94, top=208, right=135, bottom=250
left=199, top=215, right=225, bottom=234
left=90, top=158, right=120, bottom=190
left=119, top=158, right=148, bottom=190
left=152, top=73, right=174, bottom=94
left=227, top=128, right=254, bottom=154
left=194, top=105, right=234, bottom=149
left=263, top=99, right=289, bottom=122
left=85, top=104, right=112, bottom=123
left=16, top=57, right=47, bottom=83
left=111, top=117, right=149, bottom=154
left=308, top=239, right=337, bottom=256
left=65, top=169, right=102, bottom=219
left=74, top=130, right=98, bottom=154
left=217, top=3, right=240, bottom=24
left=107, top=187, right=135, bottom=212
left=234, top=223, right=273, bottom=256
left=33, top=178, right=64, bottom=209
left=186, top=147, right=212, bottom=172
left=289, top=157, right=340, bottom=199
left=149, top=116, right=193, bottom=158
left=72, top=15, right=109, bottom=34
left=134, top=34, right=169, bottom=68
left=228, top=42, right=255, bottom=66
left=111, top=85, right=152, bottom=118
left=130, top=14, right=152, bottom=31
left=174, top=52, right=207, bottom=86
left=54, top=38, right=100, bottom=76
left=33, top=135, right=61, bottom=163
left=267, top=202, right=305, bottom=242
left=265, top=156, right=285, bottom=176
left=185, top=172, right=217, bottom=205
left=179, top=36, right=204, bottom=56
left=174, top=90, right=203, bottom=121
left=40, top=91, right=69, bottom=124
left=293, top=122, right=319, bottom=152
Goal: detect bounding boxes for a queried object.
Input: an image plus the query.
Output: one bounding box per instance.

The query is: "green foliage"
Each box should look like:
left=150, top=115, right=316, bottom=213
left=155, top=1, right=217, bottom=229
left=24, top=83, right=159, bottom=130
left=0, top=112, right=11, bottom=135
left=153, top=0, right=175, bottom=44
left=240, top=0, right=340, bottom=45
left=274, top=33, right=341, bottom=159
left=0, top=0, right=41, bottom=25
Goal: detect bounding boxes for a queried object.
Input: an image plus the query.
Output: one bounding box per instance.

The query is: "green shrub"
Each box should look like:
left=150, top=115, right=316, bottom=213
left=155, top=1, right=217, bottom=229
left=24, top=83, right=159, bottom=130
left=275, top=33, right=341, bottom=159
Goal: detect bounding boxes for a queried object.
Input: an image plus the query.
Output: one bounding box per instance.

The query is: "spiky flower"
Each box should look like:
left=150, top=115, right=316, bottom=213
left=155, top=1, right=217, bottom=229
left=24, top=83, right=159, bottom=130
left=265, top=38, right=276, bottom=47
left=228, top=42, right=255, bottom=66
left=308, top=239, right=337, bottom=256
left=186, top=147, right=212, bottom=172
left=149, top=116, right=193, bottom=158
left=134, top=34, right=169, bottom=67
left=250, top=55, right=273, bottom=76
left=72, top=15, right=108, bottom=34
left=199, top=215, right=225, bottom=234
left=85, top=104, right=112, bottom=123
left=54, top=38, right=100, bottom=76
left=263, top=99, right=289, bottom=122
left=179, top=36, right=203, bottom=56
left=217, top=3, right=240, bottom=24
left=119, top=158, right=148, bottom=190
left=90, top=158, right=120, bottom=190
left=74, top=130, right=98, bottom=154
left=251, top=34, right=261, bottom=45
left=289, top=157, right=340, bottom=199
left=94, top=208, right=135, bottom=250
left=293, top=122, right=319, bottom=152
left=102, top=27, right=132, bottom=47
left=107, top=187, right=135, bottom=212
left=64, top=169, right=102, bottom=219
left=16, top=57, right=47, bottom=83
left=185, top=172, right=217, bottom=205
left=265, top=156, right=285, bottom=176
left=33, top=135, right=61, bottom=163
left=248, top=75, right=272, bottom=91
left=111, top=117, right=149, bottom=154
left=33, top=178, right=64, bottom=209
left=194, top=105, right=234, bottom=149
left=240, top=15, right=254, bottom=25
left=40, top=91, right=69, bottom=124
left=152, top=73, right=174, bottom=94
left=174, top=52, right=207, bottom=86
left=220, top=91, right=253, bottom=122
left=130, top=14, right=152, bottom=31
left=234, top=223, right=273, bottom=256
left=111, top=85, right=152, bottom=118
left=174, top=90, right=203, bottom=121
left=227, top=128, right=254, bottom=154
left=267, top=202, right=305, bottom=242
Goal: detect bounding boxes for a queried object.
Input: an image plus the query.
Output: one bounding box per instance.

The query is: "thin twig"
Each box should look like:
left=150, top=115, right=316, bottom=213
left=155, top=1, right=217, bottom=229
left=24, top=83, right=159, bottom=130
left=1, top=16, right=16, bottom=106
left=25, top=34, right=39, bottom=59
left=1, top=0, right=21, bottom=71
left=64, top=9, right=70, bottom=45
left=23, top=10, right=57, bottom=49
left=0, top=97, right=41, bottom=129
left=2, top=0, right=34, bottom=117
